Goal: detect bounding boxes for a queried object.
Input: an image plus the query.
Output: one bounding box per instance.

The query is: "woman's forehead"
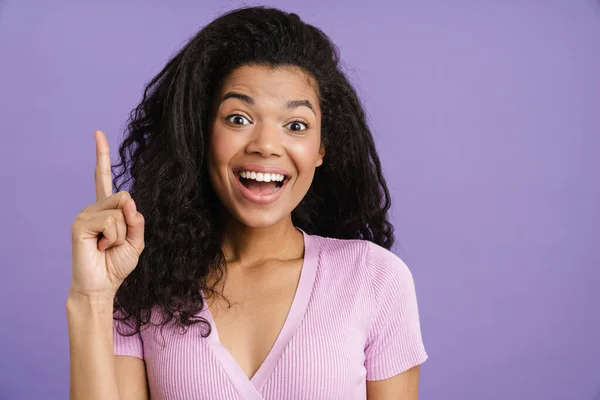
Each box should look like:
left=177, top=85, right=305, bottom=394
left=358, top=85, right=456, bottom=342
left=219, top=65, right=319, bottom=105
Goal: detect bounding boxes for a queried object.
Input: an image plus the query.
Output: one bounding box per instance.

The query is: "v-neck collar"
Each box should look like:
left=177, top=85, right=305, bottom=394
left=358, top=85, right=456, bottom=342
left=201, top=229, right=319, bottom=398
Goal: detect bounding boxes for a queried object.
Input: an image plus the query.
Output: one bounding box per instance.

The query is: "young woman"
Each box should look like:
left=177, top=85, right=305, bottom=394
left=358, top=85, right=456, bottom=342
left=67, top=6, right=427, bottom=400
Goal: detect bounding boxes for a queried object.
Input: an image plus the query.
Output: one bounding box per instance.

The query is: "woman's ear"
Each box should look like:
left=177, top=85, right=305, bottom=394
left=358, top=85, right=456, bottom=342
left=316, top=144, right=325, bottom=167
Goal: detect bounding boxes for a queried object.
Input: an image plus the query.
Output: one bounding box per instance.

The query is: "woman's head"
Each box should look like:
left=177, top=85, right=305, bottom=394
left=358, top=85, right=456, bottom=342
left=208, top=64, right=324, bottom=229
left=113, top=6, right=394, bottom=332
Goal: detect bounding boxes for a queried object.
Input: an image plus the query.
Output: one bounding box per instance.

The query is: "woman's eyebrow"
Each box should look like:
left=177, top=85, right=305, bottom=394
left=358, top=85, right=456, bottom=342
left=286, top=99, right=316, bottom=116
left=220, top=91, right=255, bottom=105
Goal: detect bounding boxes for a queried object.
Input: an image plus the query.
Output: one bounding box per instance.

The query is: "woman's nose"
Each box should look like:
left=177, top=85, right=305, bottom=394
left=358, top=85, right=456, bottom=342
left=245, top=123, right=284, bottom=157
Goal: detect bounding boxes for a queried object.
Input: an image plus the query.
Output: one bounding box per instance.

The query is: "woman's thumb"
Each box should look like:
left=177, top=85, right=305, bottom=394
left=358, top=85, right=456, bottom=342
left=124, top=199, right=145, bottom=253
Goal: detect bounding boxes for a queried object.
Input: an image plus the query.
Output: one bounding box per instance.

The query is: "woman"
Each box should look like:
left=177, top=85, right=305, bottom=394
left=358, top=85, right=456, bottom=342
left=67, top=6, right=427, bottom=400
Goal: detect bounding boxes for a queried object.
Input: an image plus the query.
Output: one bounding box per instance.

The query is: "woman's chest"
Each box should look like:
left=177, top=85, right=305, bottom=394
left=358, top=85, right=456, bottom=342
left=139, top=278, right=371, bottom=400
left=206, top=260, right=303, bottom=379
left=140, top=303, right=369, bottom=400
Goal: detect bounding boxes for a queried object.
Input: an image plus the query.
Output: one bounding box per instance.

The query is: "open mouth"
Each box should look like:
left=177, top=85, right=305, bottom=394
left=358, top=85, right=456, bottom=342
left=237, top=170, right=288, bottom=196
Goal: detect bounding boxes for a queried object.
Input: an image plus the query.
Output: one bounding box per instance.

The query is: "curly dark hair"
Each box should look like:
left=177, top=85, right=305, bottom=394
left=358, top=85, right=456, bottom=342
left=112, top=6, right=394, bottom=336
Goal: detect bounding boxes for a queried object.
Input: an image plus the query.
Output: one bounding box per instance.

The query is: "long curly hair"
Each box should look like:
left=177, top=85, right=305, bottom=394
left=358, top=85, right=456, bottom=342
left=112, top=6, right=394, bottom=336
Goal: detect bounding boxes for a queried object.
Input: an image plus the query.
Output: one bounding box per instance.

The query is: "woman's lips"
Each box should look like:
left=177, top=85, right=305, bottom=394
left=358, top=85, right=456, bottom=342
left=233, top=164, right=291, bottom=177
left=233, top=171, right=290, bottom=205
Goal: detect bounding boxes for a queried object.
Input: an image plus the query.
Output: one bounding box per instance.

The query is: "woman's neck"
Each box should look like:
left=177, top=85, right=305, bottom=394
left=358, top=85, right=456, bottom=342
left=219, top=216, right=304, bottom=269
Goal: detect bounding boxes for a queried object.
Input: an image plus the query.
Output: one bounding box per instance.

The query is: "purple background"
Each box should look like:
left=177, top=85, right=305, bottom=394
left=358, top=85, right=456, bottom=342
left=1, top=1, right=599, bottom=399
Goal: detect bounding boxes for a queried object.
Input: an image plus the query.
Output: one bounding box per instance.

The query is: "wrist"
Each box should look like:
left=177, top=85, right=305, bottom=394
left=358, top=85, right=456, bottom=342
left=68, top=283, right=116, bottom=302
left=67, top=286, right=115, bottom=315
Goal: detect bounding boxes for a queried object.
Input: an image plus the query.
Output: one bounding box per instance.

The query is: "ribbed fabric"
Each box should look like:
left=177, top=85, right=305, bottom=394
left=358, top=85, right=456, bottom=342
left=113, top=230, right=428, bottom=399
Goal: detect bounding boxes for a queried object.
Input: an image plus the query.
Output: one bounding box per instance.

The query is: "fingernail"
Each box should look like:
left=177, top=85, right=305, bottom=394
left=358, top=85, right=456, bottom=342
left=130, top=199, right=137, bottom=214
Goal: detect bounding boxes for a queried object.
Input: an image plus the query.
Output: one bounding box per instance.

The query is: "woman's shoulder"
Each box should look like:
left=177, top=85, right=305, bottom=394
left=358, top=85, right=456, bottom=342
left=310, top=233, right=413, bottom=284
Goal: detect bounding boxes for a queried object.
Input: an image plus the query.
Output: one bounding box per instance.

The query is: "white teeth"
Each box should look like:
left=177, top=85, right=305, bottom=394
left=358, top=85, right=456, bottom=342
left=238, top=170, right=286, bottom=182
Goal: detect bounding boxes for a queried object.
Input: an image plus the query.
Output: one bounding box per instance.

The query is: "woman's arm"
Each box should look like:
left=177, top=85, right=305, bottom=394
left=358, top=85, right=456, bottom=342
left=366, top=365, right=420, bottom=400
left=115, top=355, right=149, bottom=399
left=66, top=292, right=148, bottom=400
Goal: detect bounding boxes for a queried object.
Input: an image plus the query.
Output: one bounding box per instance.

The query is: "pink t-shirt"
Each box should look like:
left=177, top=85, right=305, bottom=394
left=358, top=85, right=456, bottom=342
left=114, top=230, right=428, bottom=399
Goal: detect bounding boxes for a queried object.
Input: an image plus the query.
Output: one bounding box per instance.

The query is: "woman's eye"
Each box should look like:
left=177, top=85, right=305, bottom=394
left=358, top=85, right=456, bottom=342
left=226, top=115, right=251, bottom=125
left=285, top=120, right=309, bottom=132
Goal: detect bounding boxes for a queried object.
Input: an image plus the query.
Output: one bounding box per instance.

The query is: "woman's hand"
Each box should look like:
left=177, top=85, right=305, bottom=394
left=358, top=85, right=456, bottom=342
left=70, top=130, right=146, bottom=299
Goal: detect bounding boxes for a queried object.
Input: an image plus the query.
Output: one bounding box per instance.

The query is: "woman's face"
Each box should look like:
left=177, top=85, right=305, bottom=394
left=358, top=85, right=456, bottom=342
left=208, top=64, right=325, bottom=229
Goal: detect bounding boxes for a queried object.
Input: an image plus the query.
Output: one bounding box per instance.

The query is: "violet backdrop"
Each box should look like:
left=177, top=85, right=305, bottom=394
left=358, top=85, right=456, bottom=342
left=0, top=1, right=599, bottom=399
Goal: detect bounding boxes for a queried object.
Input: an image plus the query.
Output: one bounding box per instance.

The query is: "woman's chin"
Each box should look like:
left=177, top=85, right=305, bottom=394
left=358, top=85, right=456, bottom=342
left=232, top=209, right=290, bottom=230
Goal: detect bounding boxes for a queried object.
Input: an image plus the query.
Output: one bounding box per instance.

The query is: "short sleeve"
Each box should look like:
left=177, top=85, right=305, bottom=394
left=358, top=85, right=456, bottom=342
left=113, top=312, right=144, bottom=359
left=364, top=243, right=428, bottom=381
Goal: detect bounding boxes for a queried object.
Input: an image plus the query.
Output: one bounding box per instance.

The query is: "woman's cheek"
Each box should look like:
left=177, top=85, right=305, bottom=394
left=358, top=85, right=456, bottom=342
left=210, top=129, right=240, bottom=165
left=287, top=139, right=322, bottom=168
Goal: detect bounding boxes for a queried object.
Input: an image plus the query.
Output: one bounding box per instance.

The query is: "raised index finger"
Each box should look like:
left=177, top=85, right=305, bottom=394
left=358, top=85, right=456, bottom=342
left=94, top=130, right=113, bottom=202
